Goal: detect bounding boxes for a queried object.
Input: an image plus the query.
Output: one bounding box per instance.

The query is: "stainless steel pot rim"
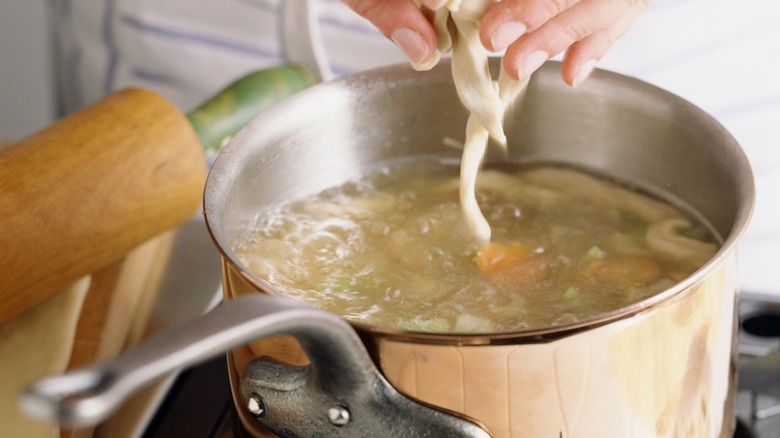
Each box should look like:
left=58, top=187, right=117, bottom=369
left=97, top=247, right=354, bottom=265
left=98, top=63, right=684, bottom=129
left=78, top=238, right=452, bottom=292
left=203, top=60, right=755, bottom=346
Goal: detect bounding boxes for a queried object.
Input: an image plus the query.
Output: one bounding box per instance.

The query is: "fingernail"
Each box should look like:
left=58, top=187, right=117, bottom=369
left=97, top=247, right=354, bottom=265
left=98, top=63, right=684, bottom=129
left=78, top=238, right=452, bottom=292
left=391, top=28, right=430, bottom=65
left=490, top=21, right=527, bottom=52
left=572, top=60, right=596, bottom=88
left=517, top=50, right=549, bottom=80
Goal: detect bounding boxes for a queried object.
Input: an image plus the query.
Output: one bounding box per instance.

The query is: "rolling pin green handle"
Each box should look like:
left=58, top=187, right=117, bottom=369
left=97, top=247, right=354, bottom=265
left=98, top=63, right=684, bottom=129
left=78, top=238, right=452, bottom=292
left=186, top=64, right=315, bottom=154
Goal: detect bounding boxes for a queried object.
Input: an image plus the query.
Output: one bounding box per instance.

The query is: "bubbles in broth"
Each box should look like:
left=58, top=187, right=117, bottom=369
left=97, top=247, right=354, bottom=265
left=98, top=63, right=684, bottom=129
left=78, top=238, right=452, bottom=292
left=234, top=161, right=719, bottom=333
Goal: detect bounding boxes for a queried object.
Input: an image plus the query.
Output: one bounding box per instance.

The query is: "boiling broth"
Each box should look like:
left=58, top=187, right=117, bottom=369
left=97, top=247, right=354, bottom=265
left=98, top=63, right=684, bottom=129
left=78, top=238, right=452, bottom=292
left=234, top=161, right=718, bottom=333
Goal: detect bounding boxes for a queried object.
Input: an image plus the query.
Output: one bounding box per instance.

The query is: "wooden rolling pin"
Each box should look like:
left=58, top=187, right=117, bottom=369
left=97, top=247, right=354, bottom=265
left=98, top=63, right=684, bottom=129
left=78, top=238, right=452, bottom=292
left=0, top=65, right=313, bottom=325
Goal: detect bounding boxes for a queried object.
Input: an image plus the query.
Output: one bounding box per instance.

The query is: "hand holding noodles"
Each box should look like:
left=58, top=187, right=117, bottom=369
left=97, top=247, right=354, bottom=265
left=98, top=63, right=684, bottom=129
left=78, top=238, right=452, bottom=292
left=343, top=0, right=651, bottom=242
left=343, top=0, right=652, bottom=85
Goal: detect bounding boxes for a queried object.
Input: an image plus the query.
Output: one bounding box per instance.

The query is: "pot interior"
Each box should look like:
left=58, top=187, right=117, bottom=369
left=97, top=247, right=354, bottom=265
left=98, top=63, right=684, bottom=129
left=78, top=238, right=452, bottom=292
left=204, top=59, right=754, bottom=339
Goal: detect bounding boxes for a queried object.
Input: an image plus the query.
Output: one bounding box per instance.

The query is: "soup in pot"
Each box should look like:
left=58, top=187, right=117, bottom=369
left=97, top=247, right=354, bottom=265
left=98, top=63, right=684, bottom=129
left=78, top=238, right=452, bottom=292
left=234, top=161, right=718, bottom=333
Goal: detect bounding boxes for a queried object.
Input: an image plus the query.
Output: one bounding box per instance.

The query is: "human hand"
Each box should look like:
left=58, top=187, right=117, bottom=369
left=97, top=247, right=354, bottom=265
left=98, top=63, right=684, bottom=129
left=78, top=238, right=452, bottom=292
left=342, top=0, right=651, bottom=87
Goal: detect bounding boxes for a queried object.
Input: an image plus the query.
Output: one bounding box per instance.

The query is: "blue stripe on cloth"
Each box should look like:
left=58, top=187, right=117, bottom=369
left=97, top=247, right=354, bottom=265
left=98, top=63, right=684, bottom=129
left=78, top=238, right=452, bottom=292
left=119, top=13, right=281, bottom=59
left=232, top=0, right=278, bottom=15
left=102, top=0, right=120, bottom=94
left=319, top=15, right=384, bottom=37
left=59, top=0, right=73, bottom=18
left=64, top=48, right=84, bottom=112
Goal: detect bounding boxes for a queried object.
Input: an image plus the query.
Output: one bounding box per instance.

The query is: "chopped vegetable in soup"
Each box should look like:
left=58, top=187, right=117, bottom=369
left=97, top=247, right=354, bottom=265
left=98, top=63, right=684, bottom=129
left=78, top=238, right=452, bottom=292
left=234, top=162, right=719, bottom=333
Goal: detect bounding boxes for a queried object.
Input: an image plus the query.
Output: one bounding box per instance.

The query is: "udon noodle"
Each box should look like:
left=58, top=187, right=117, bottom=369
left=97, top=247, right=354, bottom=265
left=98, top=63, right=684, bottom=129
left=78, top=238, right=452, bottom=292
left=418, top=0, right=530, bottom=244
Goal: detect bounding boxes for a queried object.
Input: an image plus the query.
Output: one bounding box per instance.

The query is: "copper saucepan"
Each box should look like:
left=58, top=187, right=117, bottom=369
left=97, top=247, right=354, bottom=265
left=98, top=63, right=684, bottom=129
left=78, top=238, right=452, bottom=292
left=22, top=60, right=754, bottom=437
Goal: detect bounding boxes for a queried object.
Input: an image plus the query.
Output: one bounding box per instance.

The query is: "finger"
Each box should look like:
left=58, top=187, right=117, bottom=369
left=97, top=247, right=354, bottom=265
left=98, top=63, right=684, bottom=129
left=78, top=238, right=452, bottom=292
left=420, top=0, right=449, bottom=10
left=342, top=0, right=439, bottom=67
left=480, top=0, right=582, bottom=52
left=561, top=0, right=651, bottom=87
left=502, top=0, right=639, bottom=80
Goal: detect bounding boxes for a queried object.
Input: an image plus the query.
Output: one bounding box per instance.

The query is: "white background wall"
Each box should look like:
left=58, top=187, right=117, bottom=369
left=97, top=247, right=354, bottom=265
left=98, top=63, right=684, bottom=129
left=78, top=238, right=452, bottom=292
left=0, top=0, right=56, bottom=141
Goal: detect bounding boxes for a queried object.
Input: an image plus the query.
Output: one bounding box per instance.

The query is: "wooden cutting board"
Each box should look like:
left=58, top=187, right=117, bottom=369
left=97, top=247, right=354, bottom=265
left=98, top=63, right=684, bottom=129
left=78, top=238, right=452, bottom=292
left=60, top=230, right=177, bottom=438
left=66, top=231, right=176, bottom=369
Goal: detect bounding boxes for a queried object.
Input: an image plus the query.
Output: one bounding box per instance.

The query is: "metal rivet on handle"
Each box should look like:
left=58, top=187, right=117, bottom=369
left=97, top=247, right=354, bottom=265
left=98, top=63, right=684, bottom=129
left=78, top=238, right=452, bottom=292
left=247, top=393, right=266, bottom=418
left=327, top=405, right=350, bottom=426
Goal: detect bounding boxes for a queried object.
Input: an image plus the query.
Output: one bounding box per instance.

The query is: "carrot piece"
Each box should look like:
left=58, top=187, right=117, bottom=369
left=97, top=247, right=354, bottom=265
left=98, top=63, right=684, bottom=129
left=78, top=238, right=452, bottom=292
left=489, top=256, right=550, bottom=289
left=475, top=242, right=549, bottom=289
left=475, top=242, right=530, bottom=276
left=587, top=255, right=662, bottom=286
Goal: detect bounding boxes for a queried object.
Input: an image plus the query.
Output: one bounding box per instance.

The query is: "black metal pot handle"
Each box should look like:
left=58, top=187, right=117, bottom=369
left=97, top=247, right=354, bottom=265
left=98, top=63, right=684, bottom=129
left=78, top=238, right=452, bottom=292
left=20, top=294, right=490, bottom=437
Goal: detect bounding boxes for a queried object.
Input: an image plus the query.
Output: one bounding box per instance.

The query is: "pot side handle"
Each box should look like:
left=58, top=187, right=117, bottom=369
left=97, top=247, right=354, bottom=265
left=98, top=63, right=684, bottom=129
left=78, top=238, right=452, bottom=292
left=20, top=294, right=490, bottom=438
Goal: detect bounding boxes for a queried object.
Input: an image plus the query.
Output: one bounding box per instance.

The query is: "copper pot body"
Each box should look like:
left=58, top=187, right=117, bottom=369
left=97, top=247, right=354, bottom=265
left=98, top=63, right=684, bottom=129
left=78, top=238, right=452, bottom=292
left=204, top=61, right=754, bottom=437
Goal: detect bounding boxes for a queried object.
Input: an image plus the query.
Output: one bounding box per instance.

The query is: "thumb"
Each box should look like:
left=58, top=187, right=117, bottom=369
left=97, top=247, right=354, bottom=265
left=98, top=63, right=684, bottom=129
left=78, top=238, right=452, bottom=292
left=342, top=0, right=440, bottom=69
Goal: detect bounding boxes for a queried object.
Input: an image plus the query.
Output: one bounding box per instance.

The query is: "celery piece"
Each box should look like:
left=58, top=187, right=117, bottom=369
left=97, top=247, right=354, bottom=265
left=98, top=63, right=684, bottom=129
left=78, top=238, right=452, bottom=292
left=562, top=286, right=579, bottom=299
left=582, top=245, right=605, bottom=262
left=332, top=276, right=354, bottom=292
left=399, top=316, right=452, bottom=332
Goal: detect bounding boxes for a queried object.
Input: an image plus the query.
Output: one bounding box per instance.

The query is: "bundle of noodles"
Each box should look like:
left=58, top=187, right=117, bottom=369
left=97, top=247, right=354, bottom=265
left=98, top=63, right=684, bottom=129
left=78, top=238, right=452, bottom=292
left=416, top=0, right=530, bottom=244
left=414, top=2, right=717, bottom=271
